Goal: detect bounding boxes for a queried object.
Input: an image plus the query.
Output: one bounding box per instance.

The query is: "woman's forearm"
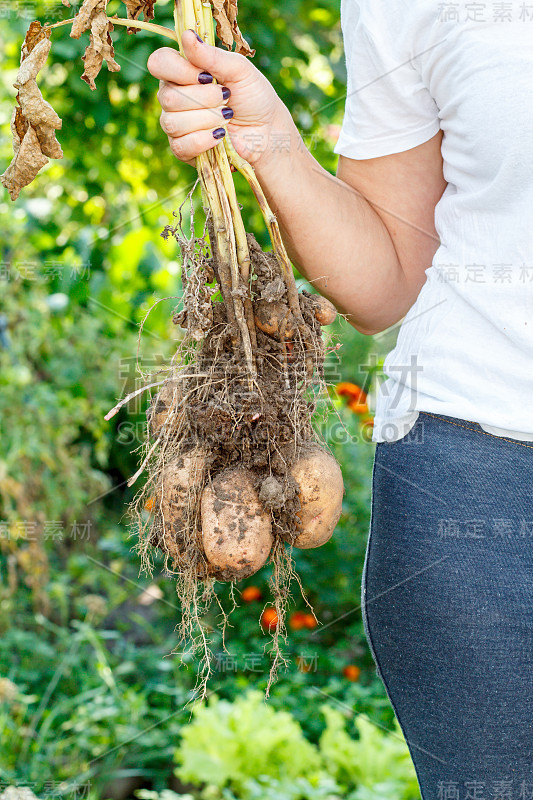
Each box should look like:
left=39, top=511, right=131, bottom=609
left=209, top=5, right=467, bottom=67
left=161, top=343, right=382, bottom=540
left=253, top=107, right=413, bottom=335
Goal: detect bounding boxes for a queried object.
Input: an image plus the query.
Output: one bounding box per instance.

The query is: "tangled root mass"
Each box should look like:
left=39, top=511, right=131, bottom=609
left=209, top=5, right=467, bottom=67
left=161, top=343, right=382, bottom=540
left=131, top=216, right=338, bottom=697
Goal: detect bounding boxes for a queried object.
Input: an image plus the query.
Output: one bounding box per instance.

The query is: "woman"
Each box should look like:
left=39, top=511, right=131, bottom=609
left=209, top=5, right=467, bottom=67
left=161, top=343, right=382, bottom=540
left=147, top=2, right=533, bottom=796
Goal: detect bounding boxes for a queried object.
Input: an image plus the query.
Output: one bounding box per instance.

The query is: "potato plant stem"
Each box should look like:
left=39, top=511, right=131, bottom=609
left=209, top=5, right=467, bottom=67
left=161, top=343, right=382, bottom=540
left=210, top=155, right=257, bottom=372
left=201, top=1, right=213, bottom=42
left=213, top=145, right=257, bottom=351
left=45, top=17, right=180, bottom=42
left=176, top=0, right=257, bottom=380
left=224, top=137, right=314, bottom=372
left=203, top=10, right=256, bottom=349
left=197, top=158, right=238, bottom=332
left=191, top=0, right=206, bottom=36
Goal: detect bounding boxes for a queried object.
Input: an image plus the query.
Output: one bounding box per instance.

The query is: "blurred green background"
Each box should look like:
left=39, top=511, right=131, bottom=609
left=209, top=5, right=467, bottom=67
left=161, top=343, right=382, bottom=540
left=0, top=1, right=414, bottom=798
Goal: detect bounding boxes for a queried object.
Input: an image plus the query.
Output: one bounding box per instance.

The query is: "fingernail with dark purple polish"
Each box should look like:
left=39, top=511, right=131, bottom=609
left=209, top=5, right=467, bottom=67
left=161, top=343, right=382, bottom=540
left=198, top=71, right=213, bottom=84
left=221, top=86, right=231, bottom=101
left=213, top=127, right=226, bottom=139
left=222, top=106, right=234, bottom=120
left=187, top=28, right=203, bottom=43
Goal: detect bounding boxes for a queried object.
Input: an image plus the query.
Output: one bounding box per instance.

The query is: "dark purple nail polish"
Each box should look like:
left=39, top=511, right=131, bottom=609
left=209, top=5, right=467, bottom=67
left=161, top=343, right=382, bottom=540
left=222, top=106, right=234, bottom=120
left=198, top=71, right=213, bottom=84
left=213, top=127, right=226, bottom=139
left=187, top=28, right=203, bottom=42
left=221, top=86, right=231, bottom=101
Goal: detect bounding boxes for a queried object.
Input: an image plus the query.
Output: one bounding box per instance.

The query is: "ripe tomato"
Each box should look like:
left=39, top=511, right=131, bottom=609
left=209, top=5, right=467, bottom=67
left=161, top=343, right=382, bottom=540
left=302, top=613, right=318, bottom=629
left=289, top=611, right=307, bottom=630
left=261, top=608, right=278, bottom=630
left=342, top=664, right=361, bottom=682
left=241, top=586, right=262, bottom=603
left=348, top=399, right=369, bottom=415
left=335, top=382, right=365, bottom=400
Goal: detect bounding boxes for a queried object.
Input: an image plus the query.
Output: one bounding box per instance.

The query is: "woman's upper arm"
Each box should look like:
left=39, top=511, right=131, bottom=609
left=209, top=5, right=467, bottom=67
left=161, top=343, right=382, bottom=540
left=336, top=130, right=447, bottom=293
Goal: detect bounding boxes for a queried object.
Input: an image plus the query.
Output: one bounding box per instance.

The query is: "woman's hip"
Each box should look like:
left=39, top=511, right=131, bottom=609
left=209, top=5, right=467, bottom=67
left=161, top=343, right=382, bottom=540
left=361, top=411, right=533, bottom=782
left=363, top=409, right=533, bottom=649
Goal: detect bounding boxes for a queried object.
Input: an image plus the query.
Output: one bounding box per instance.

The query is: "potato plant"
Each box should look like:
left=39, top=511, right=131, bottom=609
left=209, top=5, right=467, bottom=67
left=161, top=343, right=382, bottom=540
left=1, top=0, right=345, bottom=697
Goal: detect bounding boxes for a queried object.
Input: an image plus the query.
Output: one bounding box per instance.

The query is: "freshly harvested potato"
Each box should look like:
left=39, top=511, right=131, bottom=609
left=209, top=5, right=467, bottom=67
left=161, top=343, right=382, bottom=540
left=311, top=296, right=337, bottom=326
left=253, top=299, right=296, bottom=340
left=148, top=379, right=184, bottom=437
left=290, top=445, right=344, bottom=548
left=201, top=467, right=273, bottom=580
left=153, top=447, right=207, bottom=559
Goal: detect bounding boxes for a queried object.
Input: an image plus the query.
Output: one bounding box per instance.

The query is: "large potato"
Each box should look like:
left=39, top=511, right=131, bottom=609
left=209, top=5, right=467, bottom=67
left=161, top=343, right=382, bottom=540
left=290, top=445, right=344, bottom=549
left=148, top=378, right=185, bottom=438
left=201, top=467, right=273, bottom=580
left=153, top=447, right=207, bottom=560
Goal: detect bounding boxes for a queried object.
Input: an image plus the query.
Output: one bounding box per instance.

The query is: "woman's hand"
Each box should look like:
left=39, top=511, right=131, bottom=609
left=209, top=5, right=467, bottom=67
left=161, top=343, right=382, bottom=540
left=147, top=29, right=291, bottom=168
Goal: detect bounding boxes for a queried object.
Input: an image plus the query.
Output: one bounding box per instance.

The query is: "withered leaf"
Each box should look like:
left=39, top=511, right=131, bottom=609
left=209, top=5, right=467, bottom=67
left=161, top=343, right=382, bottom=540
left=211, top=0, right=255, bottom=57
left=69, top=0, right=120, bottom=90
left=1, top=23, right=63, bottom=201
left=23, top=19, right=49, bottom=55
left=70, top=0, right=109, bottom=39
left=62, top=0, right=71, bottom=6
left=81, top=18, right=120, bottom=90
left=123, top=0, right=156, bottom=33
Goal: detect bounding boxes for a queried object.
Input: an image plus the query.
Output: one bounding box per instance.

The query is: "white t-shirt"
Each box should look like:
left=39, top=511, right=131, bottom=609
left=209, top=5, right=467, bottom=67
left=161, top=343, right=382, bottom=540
left=334, top=0, right=533, bottom=443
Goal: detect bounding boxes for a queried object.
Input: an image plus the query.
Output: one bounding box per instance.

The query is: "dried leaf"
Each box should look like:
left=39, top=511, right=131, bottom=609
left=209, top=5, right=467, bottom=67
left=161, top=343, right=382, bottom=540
left=62, top=0, right=71, bottom=6
left=211, top=0, right=255, bottom=57
left=2, top=112, right=49, bottom=201
left=69, top=0, right=120, bottom=89
left=123, top=0, right=155, bottom=33
left=81, top=18, right=120, bottom=89
left=70, top=0, right=108, bottom=39
left=1, top=23, right=63, bottom=201
left=23, top=19, right=49, bottom=55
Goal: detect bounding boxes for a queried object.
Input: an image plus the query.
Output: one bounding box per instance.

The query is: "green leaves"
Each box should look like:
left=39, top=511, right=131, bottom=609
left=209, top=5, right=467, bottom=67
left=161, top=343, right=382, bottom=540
left=175, top=690, right=320, bottom=791
left=319, top=706, right=419, bottom=798
left=173, top=691, right=420, bottom=800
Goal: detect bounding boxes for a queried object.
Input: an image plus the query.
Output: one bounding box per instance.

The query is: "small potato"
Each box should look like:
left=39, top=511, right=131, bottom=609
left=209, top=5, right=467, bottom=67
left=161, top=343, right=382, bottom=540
left=290, top=445, right=344, bottom=549
left=148, top=379, right=185, bottom=437
left=201, top=467, right=273, bottom=581
left=254, top=299, right=296, bottom=340
left=153, top=447, right=206, bottom=559
left=311, top=296, right=337, bottom=326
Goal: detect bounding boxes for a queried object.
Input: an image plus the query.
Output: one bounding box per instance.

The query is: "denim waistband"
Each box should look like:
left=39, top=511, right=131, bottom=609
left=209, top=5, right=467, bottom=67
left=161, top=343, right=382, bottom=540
left=394, top=410, right=533, bottom=452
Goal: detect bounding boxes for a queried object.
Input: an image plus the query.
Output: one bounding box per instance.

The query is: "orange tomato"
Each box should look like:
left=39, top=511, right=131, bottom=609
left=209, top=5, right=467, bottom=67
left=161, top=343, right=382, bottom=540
left=241, top=586, right=262, bottom=603
left=348, top=399, right=369, bottom=415
left=335, top=382, right=364, bottom=399
left=261, top=608, right=279, bottom=630
left=289, top=611, right=308, bottom=630
left=302, top=613, right=318, bottom=629
left=342, top=664, right=361, bottom=682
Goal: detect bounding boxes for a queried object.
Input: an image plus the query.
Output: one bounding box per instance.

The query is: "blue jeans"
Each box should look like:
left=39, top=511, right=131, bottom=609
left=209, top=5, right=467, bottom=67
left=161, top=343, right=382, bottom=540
left=362, top=412, right=533, bottom=800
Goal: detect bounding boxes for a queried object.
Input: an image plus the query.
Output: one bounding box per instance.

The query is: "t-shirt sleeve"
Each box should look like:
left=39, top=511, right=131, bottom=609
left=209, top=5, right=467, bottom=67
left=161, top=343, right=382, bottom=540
left=334, top=0, right=441, bottom=160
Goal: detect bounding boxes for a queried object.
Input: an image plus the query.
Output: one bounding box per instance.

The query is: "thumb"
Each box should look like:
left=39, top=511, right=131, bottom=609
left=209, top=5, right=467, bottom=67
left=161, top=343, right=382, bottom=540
left=181, top=28, right=249, bottom=84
